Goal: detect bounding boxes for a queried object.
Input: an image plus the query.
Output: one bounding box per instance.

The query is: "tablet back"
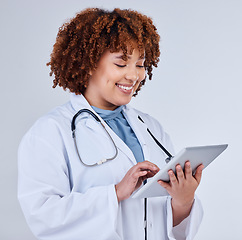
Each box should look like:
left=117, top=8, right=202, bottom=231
left=132, top=144, right=228, bottom=198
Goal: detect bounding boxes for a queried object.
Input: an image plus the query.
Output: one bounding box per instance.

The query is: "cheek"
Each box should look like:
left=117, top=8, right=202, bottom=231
left=139, top=68, right=146, bottom=79
left=106, top=68, right=123, bottom=83
left=134, top=70, right=146, bottom=90
left=134, top=79, right=143, bottom=92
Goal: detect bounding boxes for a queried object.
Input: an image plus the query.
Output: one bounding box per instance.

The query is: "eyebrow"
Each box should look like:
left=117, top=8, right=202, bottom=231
left=114, top=55, right=145, bottom=60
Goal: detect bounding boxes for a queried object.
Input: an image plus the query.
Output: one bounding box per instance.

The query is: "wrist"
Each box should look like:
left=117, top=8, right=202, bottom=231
left=115, top=184, right=124, bottom=203
left=171, top=197, right=194, bottom=209
left=171, top=198, right=194, bottom=226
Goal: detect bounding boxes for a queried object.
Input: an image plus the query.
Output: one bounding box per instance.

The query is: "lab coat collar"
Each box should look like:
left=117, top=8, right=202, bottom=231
left=70, top=93, right=94, bottom=113
left=70, top=94, right=139, bottom=165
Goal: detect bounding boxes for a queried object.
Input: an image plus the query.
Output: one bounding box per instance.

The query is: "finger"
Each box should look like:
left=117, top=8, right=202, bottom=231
left=157, top=179, right=170, bottom=190
left=138, top=170, right=157, bottom=183
left=136, top=161, right=160, bottom=172
left=184, top=161, right=193, bottom=180
left=176, top=164, right=185, bottom=183
left=168, top=170, right=178, bottom=186
left=194, top=164, right=204, bottom=184
left=144, top=170, right=157, bottom=178
left=133, top=170, right=148, bottom=179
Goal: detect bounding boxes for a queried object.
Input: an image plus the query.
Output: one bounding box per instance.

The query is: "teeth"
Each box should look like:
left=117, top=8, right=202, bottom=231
left=117, top=84, right=134, bottom=91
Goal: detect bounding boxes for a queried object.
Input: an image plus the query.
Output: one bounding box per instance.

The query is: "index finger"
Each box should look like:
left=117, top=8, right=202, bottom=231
left=136, top=161, right=160, bottom=172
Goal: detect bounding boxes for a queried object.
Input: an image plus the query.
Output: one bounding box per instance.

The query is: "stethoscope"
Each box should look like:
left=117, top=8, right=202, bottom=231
left=71, top=109, right=173, bottom=167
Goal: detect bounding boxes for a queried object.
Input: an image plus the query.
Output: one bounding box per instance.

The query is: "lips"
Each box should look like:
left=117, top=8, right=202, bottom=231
left=116, top=81, right=137, bottom=92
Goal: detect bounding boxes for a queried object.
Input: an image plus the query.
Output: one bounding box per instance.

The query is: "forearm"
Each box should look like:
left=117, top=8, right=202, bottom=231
left=171, top=198, right=194, bottom=226
left=167, top=195, right=203, bottom=240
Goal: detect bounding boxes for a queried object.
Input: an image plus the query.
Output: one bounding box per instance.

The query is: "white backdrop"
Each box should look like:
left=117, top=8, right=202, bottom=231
left=1, top=0, right=241, bottom=239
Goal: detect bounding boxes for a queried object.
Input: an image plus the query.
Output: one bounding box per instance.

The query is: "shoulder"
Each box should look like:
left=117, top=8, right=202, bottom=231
left=20, top=101, right=74, bottom=147
left=18, top=103, right=73, bottom=174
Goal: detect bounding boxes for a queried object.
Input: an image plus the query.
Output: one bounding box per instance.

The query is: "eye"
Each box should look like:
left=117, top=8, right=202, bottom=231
left=114, top=64, right=126, bottom=68
left=136, top=65, right=144, bottom=68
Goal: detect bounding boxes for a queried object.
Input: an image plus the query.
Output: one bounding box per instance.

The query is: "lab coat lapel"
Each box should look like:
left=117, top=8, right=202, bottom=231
left=70, top=94, right=137, bottom=165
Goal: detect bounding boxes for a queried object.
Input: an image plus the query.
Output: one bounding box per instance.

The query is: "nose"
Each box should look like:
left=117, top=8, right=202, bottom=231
left=125, top=66, right=139, bottom=82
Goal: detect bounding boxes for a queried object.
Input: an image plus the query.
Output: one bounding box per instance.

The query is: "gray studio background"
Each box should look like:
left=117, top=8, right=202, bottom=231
left=1, top=0, right=241, bottom=239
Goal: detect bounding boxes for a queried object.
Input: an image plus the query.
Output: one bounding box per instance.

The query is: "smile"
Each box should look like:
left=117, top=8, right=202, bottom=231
left=116, top=83, right=136, bottom=91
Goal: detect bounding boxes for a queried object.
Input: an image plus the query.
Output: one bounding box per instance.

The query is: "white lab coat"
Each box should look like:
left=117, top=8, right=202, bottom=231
left=18, top=94, right=203, bottom=240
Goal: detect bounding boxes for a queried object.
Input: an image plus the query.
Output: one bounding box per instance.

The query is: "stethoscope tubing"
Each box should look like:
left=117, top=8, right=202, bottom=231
left=71, top=109, right=118, bottom=166
left=71, top=109, right=173, bottom=166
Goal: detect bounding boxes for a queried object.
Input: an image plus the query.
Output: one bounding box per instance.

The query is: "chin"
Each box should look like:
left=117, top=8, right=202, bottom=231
left=118, top=98, right=132, bottom=106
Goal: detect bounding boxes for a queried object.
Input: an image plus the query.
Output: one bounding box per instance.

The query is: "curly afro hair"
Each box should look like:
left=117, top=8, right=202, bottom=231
left=47, top=8, right=160, bottom=95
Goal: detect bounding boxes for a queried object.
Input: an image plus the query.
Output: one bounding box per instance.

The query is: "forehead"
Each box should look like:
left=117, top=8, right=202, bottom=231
left=104, top=50, right=144, bottom=61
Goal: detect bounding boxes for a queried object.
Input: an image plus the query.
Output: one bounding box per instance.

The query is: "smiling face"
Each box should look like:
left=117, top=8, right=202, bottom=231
left=83, top=48, right=146, bottom=110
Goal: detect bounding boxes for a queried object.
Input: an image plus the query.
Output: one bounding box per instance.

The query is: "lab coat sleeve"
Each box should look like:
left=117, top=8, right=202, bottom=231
left=18, top=132, right=120, bottom=240
left=166, top=195, right=203, bottom=240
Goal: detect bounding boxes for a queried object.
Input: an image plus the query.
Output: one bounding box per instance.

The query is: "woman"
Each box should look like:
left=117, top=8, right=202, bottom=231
left=18, top=8, right=204, bottom=240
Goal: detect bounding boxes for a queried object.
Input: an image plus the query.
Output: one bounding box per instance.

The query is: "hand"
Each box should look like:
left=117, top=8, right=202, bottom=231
left=157, top=161, right=204, bottom=225
left=115, top=161, right=159, bottom=202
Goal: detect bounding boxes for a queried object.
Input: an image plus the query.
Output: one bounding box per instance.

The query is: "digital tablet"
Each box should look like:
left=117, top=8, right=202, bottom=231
left=132, top=144, right=228, bottom=199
